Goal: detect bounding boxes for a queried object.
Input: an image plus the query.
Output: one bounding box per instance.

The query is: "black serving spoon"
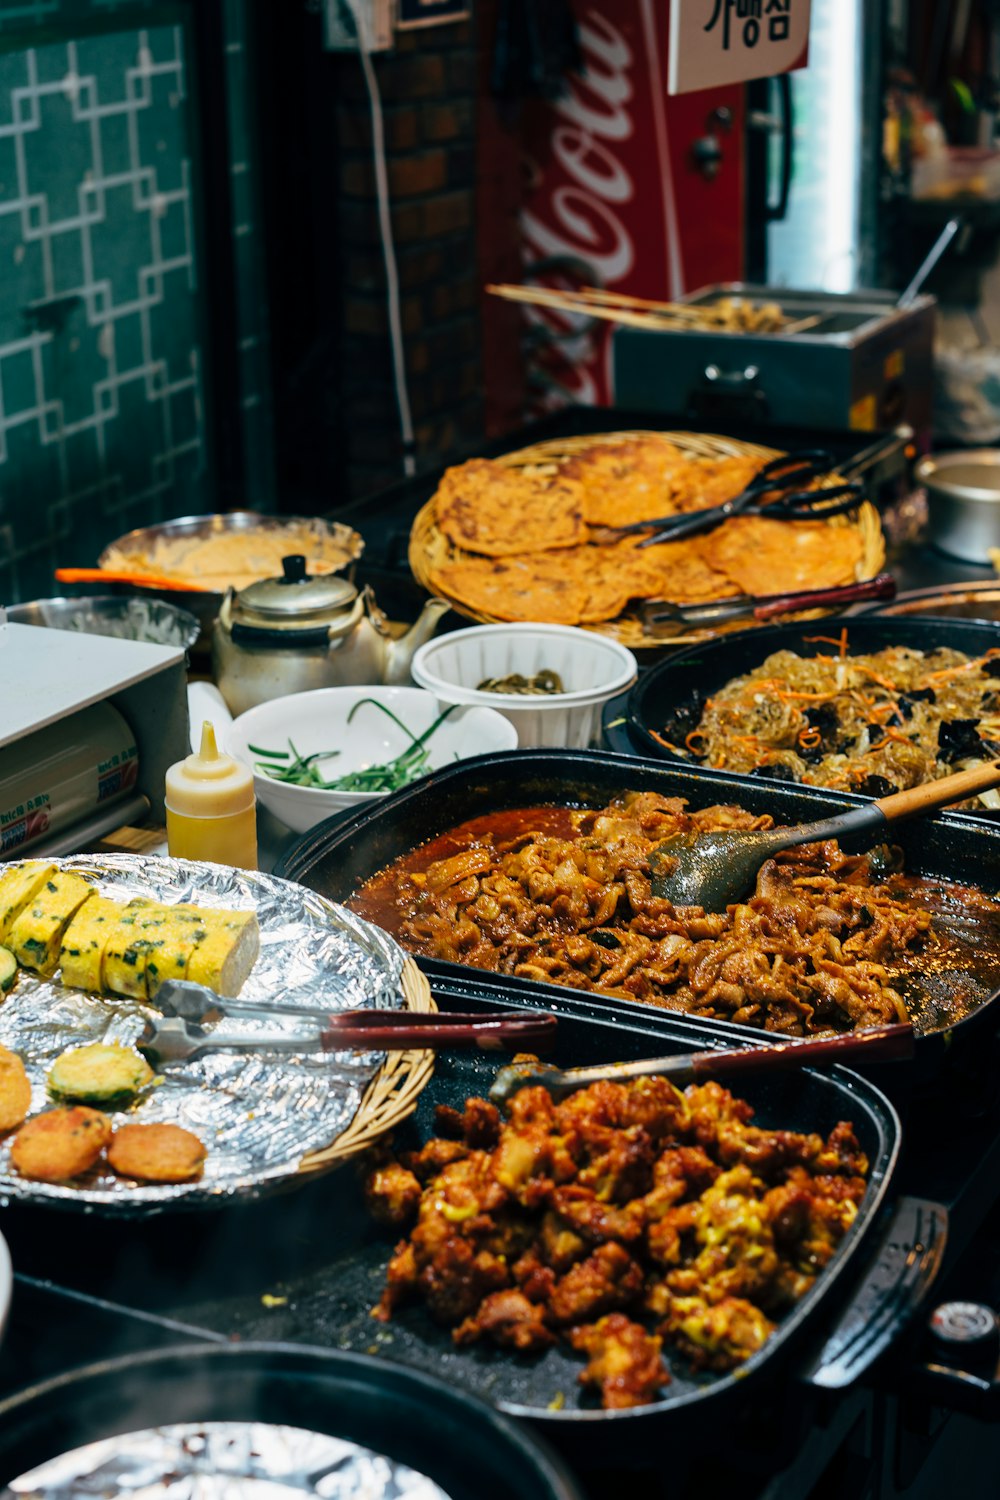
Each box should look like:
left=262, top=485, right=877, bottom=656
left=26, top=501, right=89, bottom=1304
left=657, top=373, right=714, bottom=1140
left=650, top=759, right=1000, bottom=910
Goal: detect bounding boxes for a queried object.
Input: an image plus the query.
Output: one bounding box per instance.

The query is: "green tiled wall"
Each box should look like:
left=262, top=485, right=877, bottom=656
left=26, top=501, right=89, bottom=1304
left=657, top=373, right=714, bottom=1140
left=0, top=0, right=271, bottom=603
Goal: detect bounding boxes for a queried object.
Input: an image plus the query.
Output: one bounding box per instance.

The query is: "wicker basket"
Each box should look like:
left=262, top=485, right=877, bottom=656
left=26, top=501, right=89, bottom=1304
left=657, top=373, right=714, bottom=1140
left=409, top=431, right=886, bottom=650
left=298, top=956, right=435, bottom=1175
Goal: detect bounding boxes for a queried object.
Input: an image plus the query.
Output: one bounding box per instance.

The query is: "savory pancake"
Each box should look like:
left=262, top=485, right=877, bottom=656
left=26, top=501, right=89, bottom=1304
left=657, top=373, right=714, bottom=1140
left=562, top=436, right=690, bottom=527
left=632, top=538, right=736, bottom=603
left=707, top=516, right=863, bottom=595
left=434, top=458, right=586, bottom=556
left=429, top=554, right=588, bottom=624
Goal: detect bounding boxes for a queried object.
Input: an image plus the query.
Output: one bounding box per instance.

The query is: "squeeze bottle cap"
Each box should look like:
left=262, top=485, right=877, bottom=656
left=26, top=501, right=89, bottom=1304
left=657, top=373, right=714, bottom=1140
left=165, top=721, right=255, bottom=818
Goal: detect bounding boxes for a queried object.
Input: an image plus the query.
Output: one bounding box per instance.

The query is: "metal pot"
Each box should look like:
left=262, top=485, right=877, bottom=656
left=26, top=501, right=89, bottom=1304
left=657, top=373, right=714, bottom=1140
left=6, top=595, right=201, bottom=652
left=211, top=554, right=451, bottom=716
left=916, top=448, right=1000, bottom=562
left=0, top=1343, right=583, bottom=1500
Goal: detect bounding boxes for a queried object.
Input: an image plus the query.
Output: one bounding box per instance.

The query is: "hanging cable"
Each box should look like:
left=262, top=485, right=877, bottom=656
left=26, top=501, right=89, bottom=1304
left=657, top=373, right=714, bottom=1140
left=339, top=0, right=417, bottom=477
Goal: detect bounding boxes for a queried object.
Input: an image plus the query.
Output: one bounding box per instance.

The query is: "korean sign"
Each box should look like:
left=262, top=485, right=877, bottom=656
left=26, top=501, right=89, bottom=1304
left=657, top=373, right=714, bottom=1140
left=668, top=0, right=811, bottom=95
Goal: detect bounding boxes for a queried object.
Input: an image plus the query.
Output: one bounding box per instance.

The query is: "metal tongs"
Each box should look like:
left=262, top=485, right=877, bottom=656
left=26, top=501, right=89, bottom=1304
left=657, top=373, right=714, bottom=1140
left=639, top=572, right=896, bottom=634
left=489, top=1022, right=915, bottom=1104
left=593, top=450, right=864, bottom=548
left=138, top=980, right=557, bottom=1065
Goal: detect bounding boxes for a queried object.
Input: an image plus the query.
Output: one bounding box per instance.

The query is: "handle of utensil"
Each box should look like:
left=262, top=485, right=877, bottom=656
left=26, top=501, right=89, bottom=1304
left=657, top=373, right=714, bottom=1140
left=55, top=567, right=196, bottom=593
left=838, top=424, right=914, bottom=481
left=801, top=1196, right=948, bottom=1392
left=689, top=1022, right=915, bottom=1080
left=752, top=572, right=896, bottom=620
left=778, top=758, right=1000, bottom=853
left=873, top=760, right=1000, bottom=821
left=320, top=1015, right=558, bottom=1052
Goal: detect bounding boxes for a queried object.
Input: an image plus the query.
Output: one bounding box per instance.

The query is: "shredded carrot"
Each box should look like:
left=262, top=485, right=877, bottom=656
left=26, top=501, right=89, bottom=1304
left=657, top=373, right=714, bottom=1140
left=685, top=730, right=707, bottom=752
left=867, top=727, right=913, bottom=752
left=860, top=668, right=899, bottom=692
left=797, top=727, right=822, bottom=749
left=650, top=730, right=685, bottom=754
left=776, top=689, right=838, bottom=703
left=802, top=628, right=850, bottom=658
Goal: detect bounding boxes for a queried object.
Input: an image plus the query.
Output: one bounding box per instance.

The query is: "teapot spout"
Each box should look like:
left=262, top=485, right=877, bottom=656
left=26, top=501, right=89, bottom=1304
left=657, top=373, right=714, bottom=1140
left=384, top=596, right=452, bottom=684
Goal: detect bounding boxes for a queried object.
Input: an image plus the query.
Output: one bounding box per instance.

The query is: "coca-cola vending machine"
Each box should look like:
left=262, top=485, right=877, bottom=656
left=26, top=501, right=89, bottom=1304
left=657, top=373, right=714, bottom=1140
left=479, top=0, right=747, bottom=425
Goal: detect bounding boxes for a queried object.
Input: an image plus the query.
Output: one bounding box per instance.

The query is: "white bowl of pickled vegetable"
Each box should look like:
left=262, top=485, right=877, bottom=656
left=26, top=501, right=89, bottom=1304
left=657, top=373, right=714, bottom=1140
left=227, top=686, right=519, bottom=831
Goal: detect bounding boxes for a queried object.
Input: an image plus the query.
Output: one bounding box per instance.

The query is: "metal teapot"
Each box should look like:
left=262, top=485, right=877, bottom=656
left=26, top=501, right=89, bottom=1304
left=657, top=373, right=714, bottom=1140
left=211, top=554, right=451, bottom=717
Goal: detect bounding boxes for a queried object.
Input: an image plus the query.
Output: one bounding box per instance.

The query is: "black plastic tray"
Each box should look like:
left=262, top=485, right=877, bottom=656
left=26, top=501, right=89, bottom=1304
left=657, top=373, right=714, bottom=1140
left=626, top=615, right=1000, bottom=798
left=276, top=748, right=1000, bottom=1058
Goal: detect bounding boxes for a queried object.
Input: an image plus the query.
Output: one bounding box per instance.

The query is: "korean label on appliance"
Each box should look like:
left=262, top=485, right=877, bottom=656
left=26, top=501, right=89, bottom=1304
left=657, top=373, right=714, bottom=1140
left=668, top=0, right=811, bottom=95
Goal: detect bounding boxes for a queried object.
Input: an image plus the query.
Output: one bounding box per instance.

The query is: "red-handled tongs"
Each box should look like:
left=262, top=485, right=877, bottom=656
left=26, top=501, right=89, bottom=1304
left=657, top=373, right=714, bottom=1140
left=489, top=1022, right=915, bottom=1103
left=639, top=572, right=896, bottom=635
left=142, top=980, right=556, bottom=1063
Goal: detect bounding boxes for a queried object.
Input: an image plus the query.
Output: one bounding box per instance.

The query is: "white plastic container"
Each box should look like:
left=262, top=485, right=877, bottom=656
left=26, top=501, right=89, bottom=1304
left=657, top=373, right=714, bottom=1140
left=410, top=624, right=638, bottom=749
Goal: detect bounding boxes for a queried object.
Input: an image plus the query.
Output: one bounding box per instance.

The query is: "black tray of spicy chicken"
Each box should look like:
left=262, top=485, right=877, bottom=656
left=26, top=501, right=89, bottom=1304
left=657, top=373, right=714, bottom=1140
left=276, top=749, right=1000, bottom=1069
left=625, top=616, right=1000, bottom=807
left=0, top=989, right=904, bottom=1455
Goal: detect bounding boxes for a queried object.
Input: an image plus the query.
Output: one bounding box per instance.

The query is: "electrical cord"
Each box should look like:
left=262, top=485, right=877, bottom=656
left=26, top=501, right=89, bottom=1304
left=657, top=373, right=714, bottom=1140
left=339, top=0, right=417, bottom=477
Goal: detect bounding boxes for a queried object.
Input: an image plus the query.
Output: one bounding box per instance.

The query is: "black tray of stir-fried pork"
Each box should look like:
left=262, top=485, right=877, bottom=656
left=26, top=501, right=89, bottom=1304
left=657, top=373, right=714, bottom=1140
left=626, top=617, right=1000, bottom=814
left=276, top=751, right=1000, bottom=1068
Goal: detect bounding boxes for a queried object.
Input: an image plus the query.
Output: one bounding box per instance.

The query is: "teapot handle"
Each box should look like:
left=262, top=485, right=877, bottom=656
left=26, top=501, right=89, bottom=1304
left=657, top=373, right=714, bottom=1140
left=231, top=622, right=332, bottom=649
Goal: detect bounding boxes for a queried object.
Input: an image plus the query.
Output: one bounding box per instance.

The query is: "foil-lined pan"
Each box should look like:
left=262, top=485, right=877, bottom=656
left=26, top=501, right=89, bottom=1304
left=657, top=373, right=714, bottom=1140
left=0, top=855, right=407, bottom=1214
left=0, top=1421, right=451, bottom=1498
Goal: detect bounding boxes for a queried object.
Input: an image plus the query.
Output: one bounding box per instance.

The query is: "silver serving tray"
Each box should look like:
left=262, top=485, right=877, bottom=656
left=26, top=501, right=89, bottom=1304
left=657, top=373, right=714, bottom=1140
left=0, top=855, right=405, bottom=1214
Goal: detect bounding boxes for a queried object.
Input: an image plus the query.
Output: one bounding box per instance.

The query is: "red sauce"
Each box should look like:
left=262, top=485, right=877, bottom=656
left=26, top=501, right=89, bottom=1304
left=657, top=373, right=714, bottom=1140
left=348, top=806, right=575, bottom=936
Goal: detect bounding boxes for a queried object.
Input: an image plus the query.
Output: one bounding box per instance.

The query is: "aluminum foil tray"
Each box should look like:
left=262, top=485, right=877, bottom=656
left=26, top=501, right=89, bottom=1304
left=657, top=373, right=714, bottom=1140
left=0, top=855, right=407, bottom=1214
left=0, top=1421, right=450, bottom=1499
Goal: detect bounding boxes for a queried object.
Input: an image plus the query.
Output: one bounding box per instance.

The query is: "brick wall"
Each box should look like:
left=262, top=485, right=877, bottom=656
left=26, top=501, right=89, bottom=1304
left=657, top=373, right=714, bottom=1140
left=332, top=19, right=484, bottom=499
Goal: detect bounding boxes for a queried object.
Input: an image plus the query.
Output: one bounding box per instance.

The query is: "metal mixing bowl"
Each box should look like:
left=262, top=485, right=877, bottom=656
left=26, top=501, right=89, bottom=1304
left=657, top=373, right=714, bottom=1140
left=96, top=511, right=366, bottom=638
left=7, top=595, right=201, bottom=651
left=915, top=449, right=1000, bottom=562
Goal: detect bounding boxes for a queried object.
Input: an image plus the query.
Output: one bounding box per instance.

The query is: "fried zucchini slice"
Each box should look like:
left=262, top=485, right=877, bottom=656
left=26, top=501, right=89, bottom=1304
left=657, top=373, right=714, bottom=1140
left=108, top=1121, right=206, bottom=1182
left=185, top=909, right=260, bottom=997
left=48, top=1043, right=154, bottom=1108
left=7, top=872, right=95, bottom=976
left=59, top=895, right=128, bottom=992
left=0, top=1045, right=32, bottom=1132
left=10, top=1106, right=112, bottom=1181
left=0, top=862, right=58, bottom=942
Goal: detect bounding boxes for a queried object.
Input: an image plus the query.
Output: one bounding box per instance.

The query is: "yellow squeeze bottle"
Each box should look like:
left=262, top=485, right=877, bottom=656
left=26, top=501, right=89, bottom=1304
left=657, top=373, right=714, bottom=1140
left=165, top=721, right=258, bottom=870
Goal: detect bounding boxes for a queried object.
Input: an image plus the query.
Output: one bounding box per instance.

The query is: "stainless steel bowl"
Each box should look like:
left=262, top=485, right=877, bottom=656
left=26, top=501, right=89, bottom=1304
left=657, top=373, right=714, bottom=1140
left=7, top=595, right=201, bottom=652
left=96, top=511, right=365, bottom=639
left=916, top=448, right=1000, bottom=562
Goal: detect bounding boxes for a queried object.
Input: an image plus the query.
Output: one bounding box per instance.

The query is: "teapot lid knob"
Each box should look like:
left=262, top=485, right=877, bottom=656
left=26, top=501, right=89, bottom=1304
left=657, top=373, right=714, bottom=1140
left=281, top=554, right=307, bottom=583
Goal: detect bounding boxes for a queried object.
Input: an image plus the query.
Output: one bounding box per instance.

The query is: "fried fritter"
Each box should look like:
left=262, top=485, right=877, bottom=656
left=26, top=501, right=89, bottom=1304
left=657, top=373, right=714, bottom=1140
left=10, top=1106, right=112, bottom=1181
left=0, top=1046, right=31, bottom=1133
left=107, top=1122, right=206, bottom=1182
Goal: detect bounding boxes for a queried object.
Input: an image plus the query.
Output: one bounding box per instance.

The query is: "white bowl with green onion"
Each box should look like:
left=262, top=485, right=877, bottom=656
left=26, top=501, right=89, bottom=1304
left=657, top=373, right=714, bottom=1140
left=226, top=685, right=519, bottom=832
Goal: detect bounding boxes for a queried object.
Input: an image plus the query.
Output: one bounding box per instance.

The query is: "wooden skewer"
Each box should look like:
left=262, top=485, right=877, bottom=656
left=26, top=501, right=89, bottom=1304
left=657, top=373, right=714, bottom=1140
left=486, top=285, right=708, bottom=332
left=778, top=313, right=824, bottom=336
left=486, top=283, right=791, bottom=334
